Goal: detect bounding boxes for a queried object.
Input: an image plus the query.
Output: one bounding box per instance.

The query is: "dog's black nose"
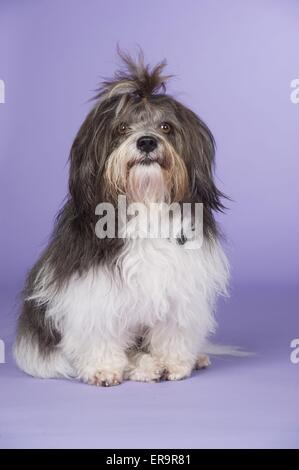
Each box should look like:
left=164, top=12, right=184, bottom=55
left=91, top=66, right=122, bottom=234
left=137, top=136, right=157, bottom=153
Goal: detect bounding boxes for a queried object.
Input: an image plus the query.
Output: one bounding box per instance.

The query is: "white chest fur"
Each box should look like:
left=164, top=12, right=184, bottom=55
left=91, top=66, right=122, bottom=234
left=34, top=238, right=229, bottom=340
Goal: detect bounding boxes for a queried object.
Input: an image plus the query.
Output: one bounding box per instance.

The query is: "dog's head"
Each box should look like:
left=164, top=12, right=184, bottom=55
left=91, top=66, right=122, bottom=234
left=69, top=51, right=224, bottom=237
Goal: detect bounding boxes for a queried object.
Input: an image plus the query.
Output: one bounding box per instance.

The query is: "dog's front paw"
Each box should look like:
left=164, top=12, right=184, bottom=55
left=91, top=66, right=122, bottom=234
left=162, top=362, right=192, bottom=381
left=126, top=353, right=164, bottom=382
left=84, top=369, right=123, bottom=387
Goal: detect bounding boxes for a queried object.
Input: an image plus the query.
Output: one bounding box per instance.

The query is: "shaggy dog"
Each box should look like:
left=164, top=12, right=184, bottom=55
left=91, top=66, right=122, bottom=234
left=14, top=52, right=229, bottom=385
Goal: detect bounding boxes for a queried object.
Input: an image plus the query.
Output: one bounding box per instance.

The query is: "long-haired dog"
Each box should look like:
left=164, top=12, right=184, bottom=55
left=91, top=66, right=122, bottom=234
left=14, top=52, right=229, bottom=385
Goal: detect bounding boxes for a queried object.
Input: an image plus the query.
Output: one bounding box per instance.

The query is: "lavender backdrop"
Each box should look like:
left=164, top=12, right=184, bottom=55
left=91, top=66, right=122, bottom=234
left=0, top=0, right=298, bottom=449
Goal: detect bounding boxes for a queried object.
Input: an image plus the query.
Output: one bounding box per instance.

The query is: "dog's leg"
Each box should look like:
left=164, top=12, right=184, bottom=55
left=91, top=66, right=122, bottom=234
left=14, top=299, right=73, bottom=378
left=63, top=333, right=129, bottom=386
left=148, top=321, right=206, bottom=381
left=125, top=351, right=164, bottom=382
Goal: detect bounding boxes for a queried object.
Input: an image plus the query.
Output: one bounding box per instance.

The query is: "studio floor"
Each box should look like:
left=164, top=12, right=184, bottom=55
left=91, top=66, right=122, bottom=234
left=0, top=285, right=298, bottom=449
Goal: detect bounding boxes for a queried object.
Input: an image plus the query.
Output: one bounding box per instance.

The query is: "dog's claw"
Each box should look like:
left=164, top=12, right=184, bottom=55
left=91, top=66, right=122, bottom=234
left=86, top=371, right=123, bottom=387
left=160, top=369, right=169, bottom=381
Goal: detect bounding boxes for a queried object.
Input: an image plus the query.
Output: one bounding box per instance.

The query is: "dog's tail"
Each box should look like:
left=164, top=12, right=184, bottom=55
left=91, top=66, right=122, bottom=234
left=202, top=341, right=253, bottom=357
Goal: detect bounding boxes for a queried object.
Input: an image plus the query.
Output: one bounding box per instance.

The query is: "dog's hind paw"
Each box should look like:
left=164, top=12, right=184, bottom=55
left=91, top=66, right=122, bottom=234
left=195, top=354, right=211, bottom=370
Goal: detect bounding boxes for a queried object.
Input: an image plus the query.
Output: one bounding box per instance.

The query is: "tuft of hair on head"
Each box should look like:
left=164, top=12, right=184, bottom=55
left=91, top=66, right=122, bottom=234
left=95, top=47, right=172, bottom=101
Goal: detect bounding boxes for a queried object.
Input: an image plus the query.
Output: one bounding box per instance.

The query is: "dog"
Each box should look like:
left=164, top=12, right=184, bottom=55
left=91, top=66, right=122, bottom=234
left=14, top=51, right=229, bottom=385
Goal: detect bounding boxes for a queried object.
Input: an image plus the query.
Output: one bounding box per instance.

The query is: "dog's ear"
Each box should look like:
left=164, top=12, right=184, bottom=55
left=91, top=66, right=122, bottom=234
left=181, top=108, right=225, bottom=212
left=177, top=106, right=227, bottom=238
left=69, top=110, right=96, bottom=218
left=68, top=103, right=113, bottom=219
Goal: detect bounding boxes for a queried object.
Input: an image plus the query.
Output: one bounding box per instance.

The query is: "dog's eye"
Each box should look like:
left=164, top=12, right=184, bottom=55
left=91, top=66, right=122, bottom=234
left=118, top=123, right=129, bottom=135
left=159, top=122, right=172, bottom=134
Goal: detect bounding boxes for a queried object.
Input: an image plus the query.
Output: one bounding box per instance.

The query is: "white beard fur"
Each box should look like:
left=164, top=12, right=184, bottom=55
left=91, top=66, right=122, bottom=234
left=14, top=233, right=229, bottom=384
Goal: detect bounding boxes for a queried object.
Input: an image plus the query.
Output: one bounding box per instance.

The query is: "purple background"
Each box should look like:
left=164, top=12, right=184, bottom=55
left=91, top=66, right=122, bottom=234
left=0, top=0, right=298, bottom=449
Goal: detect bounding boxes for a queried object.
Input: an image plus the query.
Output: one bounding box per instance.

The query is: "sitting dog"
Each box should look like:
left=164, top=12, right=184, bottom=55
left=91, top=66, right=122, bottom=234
left=14, top=52, right=229, bottom=385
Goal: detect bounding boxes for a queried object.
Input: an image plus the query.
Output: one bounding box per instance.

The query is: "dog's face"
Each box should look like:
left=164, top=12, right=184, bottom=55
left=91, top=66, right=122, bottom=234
left=69, top=52, right=224, bottom=237
left=105, top=96, right=190, bottom=204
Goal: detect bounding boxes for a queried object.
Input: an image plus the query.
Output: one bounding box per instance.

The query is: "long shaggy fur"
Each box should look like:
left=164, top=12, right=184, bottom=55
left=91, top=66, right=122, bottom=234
left=14, top=51, right=230, bottom=385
